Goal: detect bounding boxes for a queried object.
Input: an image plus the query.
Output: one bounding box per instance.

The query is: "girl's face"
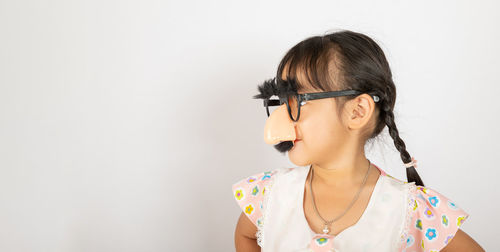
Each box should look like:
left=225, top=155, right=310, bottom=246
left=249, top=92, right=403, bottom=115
left=265, top=67, right=376, bottom=167
left=287, top=87, right=351, bottom=167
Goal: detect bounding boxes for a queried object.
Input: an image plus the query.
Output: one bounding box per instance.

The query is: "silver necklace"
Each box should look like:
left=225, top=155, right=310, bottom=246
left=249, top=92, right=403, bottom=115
left=309, top=159, right=371, bottom=235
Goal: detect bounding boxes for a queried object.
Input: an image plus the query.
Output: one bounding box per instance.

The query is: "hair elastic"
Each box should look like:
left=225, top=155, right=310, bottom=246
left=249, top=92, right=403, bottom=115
left=404, top=156, right=418, bottom=168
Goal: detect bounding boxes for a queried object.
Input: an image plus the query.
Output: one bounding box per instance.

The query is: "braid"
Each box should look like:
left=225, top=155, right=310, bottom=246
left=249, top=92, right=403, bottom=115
left=380, top=95, right=425, bottom=186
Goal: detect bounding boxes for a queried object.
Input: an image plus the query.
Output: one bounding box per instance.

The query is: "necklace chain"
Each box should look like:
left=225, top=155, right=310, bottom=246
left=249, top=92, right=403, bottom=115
left=309, top=159, right=371, bottom=235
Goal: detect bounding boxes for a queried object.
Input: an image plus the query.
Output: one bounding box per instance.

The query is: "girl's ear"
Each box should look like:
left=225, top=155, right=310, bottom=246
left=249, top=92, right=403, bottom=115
left=344, top=94, right=376, bottom=130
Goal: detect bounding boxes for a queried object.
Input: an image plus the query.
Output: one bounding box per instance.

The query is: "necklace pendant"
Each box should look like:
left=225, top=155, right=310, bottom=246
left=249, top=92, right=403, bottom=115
left=322, top=225, right=329, bottom=234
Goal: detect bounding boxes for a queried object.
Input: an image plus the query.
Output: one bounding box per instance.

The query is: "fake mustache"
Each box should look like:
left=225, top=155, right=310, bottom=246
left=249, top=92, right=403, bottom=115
left=274, top=140, right=294, bottom=153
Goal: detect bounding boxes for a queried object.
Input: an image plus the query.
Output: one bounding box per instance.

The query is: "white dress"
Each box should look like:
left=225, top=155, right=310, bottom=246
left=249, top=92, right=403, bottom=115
left=231, top=164, right=469, bottom=252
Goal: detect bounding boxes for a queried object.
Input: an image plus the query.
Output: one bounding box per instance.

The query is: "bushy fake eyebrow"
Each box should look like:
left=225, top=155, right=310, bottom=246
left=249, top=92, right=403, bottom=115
left=253, top=78, right=277, bottom=99
left=253, top=77, right=301, bottom=100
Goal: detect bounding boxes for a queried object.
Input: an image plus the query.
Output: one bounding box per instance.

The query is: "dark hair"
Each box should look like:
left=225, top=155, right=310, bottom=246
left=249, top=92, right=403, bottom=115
left=276, top=29, right=424, bottom=186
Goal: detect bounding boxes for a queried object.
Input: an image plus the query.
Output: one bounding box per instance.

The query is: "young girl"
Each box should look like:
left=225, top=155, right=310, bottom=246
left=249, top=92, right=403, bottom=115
left=231, top=30, right=484, bottom=252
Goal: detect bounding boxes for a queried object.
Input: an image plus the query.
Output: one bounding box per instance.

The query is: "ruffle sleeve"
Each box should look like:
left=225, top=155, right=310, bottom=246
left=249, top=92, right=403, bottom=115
left=403, top=185, right=470, bottom=252
left=231, top=169, right=279, bottom=228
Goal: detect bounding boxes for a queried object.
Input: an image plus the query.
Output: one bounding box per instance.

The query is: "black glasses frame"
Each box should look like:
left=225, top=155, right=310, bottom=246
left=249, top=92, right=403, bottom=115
left=263, top=90, right=380, bottom=122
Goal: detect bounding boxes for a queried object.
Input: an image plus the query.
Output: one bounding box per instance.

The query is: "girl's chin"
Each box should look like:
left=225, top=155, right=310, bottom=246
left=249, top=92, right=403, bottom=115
left=288, top=153, right=310, bottom=168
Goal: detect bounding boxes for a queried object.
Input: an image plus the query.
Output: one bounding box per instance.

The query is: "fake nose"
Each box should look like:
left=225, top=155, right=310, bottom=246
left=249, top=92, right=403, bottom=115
left=264, top=104, right=297, bottom=145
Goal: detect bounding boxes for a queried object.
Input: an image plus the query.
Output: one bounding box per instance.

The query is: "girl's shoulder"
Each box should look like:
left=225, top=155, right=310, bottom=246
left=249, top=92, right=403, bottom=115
left=375, top=166, right=470, bottom=251
left=402, top=183, right=470, bottom=251
left=231, top=167, right=293, bottom=228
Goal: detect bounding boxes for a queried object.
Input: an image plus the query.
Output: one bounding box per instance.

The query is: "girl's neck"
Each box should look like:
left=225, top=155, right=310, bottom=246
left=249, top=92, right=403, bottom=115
left=310, top=156, right=372, bottom=188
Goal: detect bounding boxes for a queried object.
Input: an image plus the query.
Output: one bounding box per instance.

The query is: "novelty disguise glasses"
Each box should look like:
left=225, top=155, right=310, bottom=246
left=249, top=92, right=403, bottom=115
left=253, top=77, right=381, bottom=122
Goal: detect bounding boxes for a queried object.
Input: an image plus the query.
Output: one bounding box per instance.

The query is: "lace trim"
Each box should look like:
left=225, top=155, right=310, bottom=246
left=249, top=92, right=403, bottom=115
left=397, top=182, right=417, bottom=251
left=255, top=168, right=282, bottom=248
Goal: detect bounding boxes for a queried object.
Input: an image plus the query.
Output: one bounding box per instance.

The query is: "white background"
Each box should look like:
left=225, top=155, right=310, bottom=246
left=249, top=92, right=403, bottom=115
left=0, top=0, right=498, bottom=251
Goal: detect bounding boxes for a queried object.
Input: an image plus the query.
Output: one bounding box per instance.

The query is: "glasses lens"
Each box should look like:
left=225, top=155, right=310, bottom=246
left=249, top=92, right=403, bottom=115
left=265, top=95, right=300, bottom=121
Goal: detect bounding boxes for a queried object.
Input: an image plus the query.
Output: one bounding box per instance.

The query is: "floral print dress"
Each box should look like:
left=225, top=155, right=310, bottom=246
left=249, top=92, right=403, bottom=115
left=231, top=164, right=469, bottom=252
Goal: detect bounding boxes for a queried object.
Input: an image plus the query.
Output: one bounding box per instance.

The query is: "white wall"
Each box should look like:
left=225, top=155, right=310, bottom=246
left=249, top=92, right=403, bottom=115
left=0, top=0, right=497, bottom=251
